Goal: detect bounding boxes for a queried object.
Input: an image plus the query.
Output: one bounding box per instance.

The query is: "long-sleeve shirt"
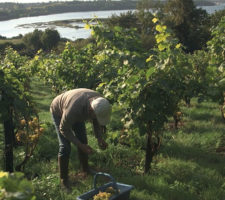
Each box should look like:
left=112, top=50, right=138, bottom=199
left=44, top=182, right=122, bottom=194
left=50, top=88, right=101, bottom=142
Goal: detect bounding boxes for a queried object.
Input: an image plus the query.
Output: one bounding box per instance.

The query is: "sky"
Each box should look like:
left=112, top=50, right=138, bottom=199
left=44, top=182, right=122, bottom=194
left=0, top=0, right=74, bottom=3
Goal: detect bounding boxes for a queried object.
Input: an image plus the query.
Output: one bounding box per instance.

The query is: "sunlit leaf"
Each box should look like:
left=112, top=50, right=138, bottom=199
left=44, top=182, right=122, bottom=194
left=158, top=43, right=167, bottom=51
left=98, top=82, right=106, bottom=88
left=146, top=67, right=155, bottom=80
left=146, top=55, right=153, bottom=63
left=84, top=24, right=90, bottom=30
left=176, top=43, right=181, bottom=49
left=156, top=25, right=167, bottom=32
left=126, top=75, right=139, bottom=84
left=152, top=18, right=158, bottom=23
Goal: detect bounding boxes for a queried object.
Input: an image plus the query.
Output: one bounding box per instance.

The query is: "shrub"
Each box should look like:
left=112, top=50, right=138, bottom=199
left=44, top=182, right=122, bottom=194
left=0, top=171, right=36, bottom=200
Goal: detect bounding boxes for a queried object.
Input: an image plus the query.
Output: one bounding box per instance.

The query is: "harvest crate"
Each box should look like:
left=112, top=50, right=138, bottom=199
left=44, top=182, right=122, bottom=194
left=77, top=172, right=134, bottom=200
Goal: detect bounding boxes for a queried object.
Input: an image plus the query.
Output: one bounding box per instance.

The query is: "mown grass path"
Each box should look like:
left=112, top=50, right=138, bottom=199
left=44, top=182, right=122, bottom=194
left=30, top=77, right=55, bottom=123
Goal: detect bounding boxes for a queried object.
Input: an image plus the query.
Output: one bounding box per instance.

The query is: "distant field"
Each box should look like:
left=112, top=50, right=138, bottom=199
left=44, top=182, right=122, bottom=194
left=0, top=38, right=22, bottom=44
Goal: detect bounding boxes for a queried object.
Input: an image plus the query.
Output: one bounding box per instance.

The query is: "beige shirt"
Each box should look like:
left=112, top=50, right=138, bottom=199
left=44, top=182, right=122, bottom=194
left=50, top=88, right=101, bottom=140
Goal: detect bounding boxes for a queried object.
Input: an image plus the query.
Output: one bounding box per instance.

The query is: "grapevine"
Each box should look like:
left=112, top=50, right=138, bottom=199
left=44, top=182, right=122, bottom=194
left=15, top=116, right=44, bottom=171
left=0, top=47, right=39, bottom=171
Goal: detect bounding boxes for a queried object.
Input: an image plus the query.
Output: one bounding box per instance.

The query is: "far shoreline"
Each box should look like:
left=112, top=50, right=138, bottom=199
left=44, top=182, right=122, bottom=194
left=0, top=0, right=217, bottom=22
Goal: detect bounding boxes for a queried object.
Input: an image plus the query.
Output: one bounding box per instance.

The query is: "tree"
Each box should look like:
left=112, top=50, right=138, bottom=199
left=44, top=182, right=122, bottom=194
left=23, top=29, right=43, bottom=52
left=23, top=29, right=60, bottom=54
left=209, top=8, right=225, bottom=29
left=106, top=11, right=138, bottom=29
left=41, top=28, right=60, bottom=51
left=136, top=0, right=162, bottom=50
left=163, top=0, right=210, bottom=52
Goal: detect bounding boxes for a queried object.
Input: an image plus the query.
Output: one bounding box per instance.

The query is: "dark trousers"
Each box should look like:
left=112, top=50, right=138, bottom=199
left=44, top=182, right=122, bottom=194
left=52, top=114, right=87, bottom=157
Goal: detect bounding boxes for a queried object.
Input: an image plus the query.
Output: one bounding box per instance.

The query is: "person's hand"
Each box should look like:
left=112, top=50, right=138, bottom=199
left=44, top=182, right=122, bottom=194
left=98, top=138, right=108, bottom=150
left=79, top=144, right=94, bottom=155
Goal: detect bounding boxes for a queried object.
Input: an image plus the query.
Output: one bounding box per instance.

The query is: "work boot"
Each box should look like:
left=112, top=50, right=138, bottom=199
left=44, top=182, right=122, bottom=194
left=58, top=155, right=71, bottom=191
left=77, top=148, right=96, bottom=175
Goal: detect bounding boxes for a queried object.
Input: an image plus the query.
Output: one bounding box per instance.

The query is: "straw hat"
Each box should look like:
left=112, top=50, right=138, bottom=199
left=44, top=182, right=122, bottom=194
left=91, top=97, right=112, bottom=126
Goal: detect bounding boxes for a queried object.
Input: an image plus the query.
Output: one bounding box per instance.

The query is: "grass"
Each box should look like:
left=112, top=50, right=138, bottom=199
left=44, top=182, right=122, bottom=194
left=30, top=77, right=54, bottom=123
left=0, top=38, right=22, bottom=45
left=1, top=77, right=225, bottom=200
left=0, top=124, right=3, bottom=170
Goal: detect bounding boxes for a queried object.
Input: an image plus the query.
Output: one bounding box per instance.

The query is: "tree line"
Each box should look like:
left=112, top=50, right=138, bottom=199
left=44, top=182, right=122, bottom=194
left=0, top=29, right=61, bottom=57
left=0, top=1, right=138, bottom=21
left=0, top=0, right=217, bottom=21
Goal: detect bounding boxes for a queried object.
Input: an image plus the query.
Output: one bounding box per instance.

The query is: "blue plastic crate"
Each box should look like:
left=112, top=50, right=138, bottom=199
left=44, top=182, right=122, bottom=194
left=77, top=172, right=134, bottom=200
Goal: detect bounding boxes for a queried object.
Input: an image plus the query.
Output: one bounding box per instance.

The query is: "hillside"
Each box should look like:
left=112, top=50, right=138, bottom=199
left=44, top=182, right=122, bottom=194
left=0, top=1, right=138, bottom=21
left=0, top=0, right=219, bottom=21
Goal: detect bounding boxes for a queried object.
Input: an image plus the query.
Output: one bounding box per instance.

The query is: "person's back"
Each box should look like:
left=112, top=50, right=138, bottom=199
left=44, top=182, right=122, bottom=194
left=50, top=88, right=100, bottom=118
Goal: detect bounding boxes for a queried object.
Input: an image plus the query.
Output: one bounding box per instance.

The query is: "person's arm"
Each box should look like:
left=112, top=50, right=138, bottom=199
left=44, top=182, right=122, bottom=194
left=92, top=118, right=102, bottom=139
left=92, top=118, right=108, bottom=150
left=60, top=112, right=93, bottom=154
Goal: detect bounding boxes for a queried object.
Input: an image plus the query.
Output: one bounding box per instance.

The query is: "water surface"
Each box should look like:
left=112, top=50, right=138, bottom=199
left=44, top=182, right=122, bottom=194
left=0, top=4, right=224, bottom=40
left=0, top=10, right=133, bottom=40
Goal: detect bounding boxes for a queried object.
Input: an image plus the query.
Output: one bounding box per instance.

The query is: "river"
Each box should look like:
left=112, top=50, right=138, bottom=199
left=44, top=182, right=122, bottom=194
left=0, top=4, right=224, bottom=41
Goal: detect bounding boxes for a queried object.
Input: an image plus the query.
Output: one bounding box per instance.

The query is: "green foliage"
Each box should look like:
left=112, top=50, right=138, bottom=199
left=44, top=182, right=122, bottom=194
left=2, top=58, right=225, bottom=200
left=164, top=0, right=196, bottom=25
left=30, top=8, right=224, bottom=173
left=0, top=4, right=225, bottom=200
left=23, top=29, right=43, bottom=53
left=0, top=171, right=36, bottom=200
left=80, top=17, right=197, bottom=172
left=0, top=41, right=26, bottom=55
left=32, top=41, right=99, bottom=92
left=0, top=47, right=35, bottom=121
left=31, top=14, right=216, bottom=171
left=34, top=122, right=58, bottom=161
left=107, top=11, right=138, bottom=29
left=26, top=98, right=225, bottom=200
left=207, top=16, right=225, bottom=68
left=162, top=0, right=210, bottom=52
left=206, top=16, right=225, bottom=104
left=0, top=48, right=42, bottom=172
left=23, top=29, right=60, bottom=54
left=41, top=29, right=60, bottom=51
left=105, top=10, right=156, bottom=50
left=209, top=8, right=225, bottom=28
left=137, top=0, right=162, bottom=11
left=92, top=18, right=191, bottom=137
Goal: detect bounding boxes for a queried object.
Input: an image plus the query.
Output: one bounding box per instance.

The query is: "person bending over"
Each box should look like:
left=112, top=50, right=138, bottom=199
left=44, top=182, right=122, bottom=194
left=50, top=88, right=112, bottom=189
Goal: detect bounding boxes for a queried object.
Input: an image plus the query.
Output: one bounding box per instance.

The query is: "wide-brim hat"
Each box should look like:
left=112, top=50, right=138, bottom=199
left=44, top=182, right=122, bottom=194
left=91, top=97, right=112, bottom=126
